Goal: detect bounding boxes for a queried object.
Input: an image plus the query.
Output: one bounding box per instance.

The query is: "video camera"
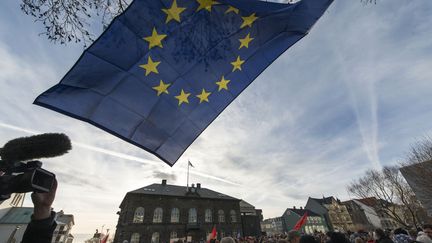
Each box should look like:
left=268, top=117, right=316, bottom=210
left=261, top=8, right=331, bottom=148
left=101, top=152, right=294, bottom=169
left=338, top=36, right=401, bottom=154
left=0, top=133, right=71, bottom=200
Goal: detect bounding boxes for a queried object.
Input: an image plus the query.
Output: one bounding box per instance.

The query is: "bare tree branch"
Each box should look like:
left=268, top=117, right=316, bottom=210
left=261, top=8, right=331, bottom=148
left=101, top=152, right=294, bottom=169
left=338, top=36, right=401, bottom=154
left=347, top=166, right=424, bottom=228
left=20, top=0, right=131, bottom=47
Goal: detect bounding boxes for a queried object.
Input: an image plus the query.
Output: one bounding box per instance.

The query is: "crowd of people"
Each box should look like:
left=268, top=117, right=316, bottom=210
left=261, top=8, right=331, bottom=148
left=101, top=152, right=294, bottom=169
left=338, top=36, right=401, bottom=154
left=191, top=224, right=432, bottom=243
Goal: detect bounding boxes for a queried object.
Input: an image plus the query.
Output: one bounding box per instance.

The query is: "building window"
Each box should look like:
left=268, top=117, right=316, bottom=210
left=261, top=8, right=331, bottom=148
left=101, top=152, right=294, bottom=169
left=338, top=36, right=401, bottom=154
left=170, top=231, right=177, bottom=239
left=230, top=210, right=237, bottom=223
left=205, top=209, right=212, bottom=223
left=171, top=208, right=179, bottom=223
left=130, top=233, right=140, bottom=243
left=189, top=208, right=197, bottom=223
left=218, top=210, right=225, bottom=223
left=153, top=207, right=163, bottom=223
left=151, top=232, right=160, bottom=243
left=133, top=207, right=144, bottom=223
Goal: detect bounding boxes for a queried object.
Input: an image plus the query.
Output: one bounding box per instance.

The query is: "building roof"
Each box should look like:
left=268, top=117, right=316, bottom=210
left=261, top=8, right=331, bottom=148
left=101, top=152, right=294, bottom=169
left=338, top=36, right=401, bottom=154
left=240, top=200, right=257, bottom=214
left=262, top=216, right=283, bottom=223
left=310, top=196, right=335, bottom=205
left=128, top=182, right=239, bottom=201
left=357, top=197, right=378, bottom=207
left=285, top=208, right=320, bottom=217
left=240, top=200, right=255, bottom=209
left=56, top=211, right=75, bottom=225
left=0, top=207, right=33, bottom=224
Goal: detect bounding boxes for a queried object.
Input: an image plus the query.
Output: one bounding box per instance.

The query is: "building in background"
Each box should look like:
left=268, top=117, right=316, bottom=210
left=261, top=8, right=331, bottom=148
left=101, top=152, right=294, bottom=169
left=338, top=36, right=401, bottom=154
left=306, top=196, right=354, bottom=232
left=0, top=206, right=33, bottom=243
left=240, top=200, right=263, bottom=237
left=282, top=207, right=328, bottom=234
left=261, top=217, right=285, bottom=236
left=343, top=200, right=382, bottom=231
left=0, top=193, right=26, bottom=219
left=52, top=210, right=75, bottom=243
left=400, top=160, right=432, bottom=217
left=357, top=197, right=401, bottom=230
left=0, top=205, right=75, bottom=243
left=114, top=180, right=242, bottom=243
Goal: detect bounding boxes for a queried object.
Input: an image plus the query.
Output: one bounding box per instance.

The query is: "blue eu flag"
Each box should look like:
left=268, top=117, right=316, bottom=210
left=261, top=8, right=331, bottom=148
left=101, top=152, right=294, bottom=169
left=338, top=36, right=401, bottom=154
left=35, top=0, right=333, bottom=166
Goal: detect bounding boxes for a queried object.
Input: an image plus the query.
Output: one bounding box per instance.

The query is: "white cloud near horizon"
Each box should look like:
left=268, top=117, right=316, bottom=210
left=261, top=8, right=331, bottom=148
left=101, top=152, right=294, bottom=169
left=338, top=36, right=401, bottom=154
left=1, top=0, right=432, bottom=241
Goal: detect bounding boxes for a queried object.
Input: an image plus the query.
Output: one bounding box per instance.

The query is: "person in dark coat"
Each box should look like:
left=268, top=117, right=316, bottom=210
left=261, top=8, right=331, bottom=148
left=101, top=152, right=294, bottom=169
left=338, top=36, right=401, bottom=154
left=375, top=229, right=394, bottom=243
left=21, top=179, right=58, bottom=243
left=327, top=232, right=351, bottom=243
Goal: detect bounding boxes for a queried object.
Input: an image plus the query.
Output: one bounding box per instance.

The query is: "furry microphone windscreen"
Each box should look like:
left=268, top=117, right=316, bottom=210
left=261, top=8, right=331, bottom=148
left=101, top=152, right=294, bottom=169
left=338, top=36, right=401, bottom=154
left=0, top=133, right=72, bottom=162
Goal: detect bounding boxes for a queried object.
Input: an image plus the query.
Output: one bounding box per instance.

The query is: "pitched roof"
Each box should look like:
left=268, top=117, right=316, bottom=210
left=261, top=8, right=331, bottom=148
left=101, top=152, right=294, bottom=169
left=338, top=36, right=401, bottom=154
left=285, top=208, right=320, bottom=217
left=128, top=183, right=239, bottom=201
left=57, top=214, right=75, bottom=225
left=357, top=197, right=378, bottom=207
left=240, top=200, right=255, bottom=209
left=310, top=196, right=335, bottom=205
left=0, top=207, right=33, bottom=224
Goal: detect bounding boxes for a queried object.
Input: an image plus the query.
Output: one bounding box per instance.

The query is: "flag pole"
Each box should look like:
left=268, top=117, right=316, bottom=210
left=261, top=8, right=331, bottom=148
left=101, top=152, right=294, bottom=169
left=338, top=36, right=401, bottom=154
left=187, top=160, right=190, bottom=190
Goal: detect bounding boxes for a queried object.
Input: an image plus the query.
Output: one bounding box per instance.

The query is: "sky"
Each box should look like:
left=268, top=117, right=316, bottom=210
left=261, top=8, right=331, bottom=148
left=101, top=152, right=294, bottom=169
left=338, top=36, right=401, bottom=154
left=1, top=0, right=432, bottom=241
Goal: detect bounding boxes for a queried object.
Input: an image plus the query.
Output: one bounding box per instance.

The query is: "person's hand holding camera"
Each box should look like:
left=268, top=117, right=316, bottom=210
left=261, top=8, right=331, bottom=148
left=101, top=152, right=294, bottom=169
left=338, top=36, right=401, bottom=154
left=22, top=178, right=58, bottom=243
left=32, top=178, right=57, bottom=220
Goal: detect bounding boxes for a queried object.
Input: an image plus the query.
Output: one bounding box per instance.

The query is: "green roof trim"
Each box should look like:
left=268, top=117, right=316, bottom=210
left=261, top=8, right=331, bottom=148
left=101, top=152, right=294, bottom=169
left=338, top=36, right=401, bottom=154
left=0, top=207, right=33, bottom=224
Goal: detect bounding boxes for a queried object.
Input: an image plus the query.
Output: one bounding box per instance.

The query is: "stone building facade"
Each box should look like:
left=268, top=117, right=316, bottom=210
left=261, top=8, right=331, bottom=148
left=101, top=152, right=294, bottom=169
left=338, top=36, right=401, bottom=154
left=113, top=180, right=242, bottom=243
left=306, top=197, right=354, bottom=232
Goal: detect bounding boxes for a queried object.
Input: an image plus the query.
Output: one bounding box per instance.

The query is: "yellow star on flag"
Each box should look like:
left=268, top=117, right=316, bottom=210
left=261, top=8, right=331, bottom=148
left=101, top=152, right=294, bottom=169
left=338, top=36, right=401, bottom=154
left=196, top=0, right=219, bottom=12
left=231, top=56, right=245, bottom=72
left=139, top=56, right=161, bottom=76
left=175, top=89, right=191, bottom=106
left=196, top=89, right=211, bottom=103
left=239, top=33, right=254, bottom=49
left=143, top=27, right=167, bottom=49
left=153, top=80, right=171, bottom=96
left=162, top=0, right=186, bottom=23
left=240, top=13, right=258, bottom=28
left=225, top=6, right=239, bottom=14
left=215, top=76, right=230, bottom=91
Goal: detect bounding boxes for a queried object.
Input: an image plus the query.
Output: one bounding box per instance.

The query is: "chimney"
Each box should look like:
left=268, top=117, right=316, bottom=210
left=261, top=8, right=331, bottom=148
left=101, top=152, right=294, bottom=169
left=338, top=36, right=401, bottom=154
left=162, top=179, right=167, bottom=185
left=197, top=183, right=201, bottom=189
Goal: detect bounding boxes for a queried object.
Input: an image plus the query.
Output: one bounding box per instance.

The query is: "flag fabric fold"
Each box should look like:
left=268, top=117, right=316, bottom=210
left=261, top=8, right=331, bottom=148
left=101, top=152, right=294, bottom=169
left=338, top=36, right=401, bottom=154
left=101, top=233, right=109, bottom=243
left=209, top=225, right=217, bottom=241
left=188, top=160, right=194, bottom=168
left=34, top=0, right=333, bottom=166
left=293, top=212, right=308, bottom=230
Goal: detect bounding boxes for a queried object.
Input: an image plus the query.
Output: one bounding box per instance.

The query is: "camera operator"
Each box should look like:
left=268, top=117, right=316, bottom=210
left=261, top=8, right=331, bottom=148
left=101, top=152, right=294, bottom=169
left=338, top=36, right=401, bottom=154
left=21, top=178, right=58, bottom=243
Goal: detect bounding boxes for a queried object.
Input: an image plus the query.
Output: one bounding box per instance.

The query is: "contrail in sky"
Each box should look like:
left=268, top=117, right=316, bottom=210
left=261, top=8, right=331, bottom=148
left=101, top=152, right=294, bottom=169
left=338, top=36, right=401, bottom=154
left=0, top=122, right=240, bottom=185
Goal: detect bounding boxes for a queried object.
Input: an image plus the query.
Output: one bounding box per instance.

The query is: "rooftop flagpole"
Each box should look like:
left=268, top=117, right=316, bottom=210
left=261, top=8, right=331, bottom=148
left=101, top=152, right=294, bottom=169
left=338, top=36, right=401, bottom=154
left=187, top=159, right=190, bottom=190
left=187, top=160, right=194, bottom=191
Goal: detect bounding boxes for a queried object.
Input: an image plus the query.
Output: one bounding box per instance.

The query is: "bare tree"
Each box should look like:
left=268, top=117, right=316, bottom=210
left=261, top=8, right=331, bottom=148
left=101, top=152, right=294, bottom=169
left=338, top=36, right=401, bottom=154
left=348, top=166, right=422, bottom=228
left=405, top=136, right=432, bottom=164
left=20, top=0, right=129, bottom=47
